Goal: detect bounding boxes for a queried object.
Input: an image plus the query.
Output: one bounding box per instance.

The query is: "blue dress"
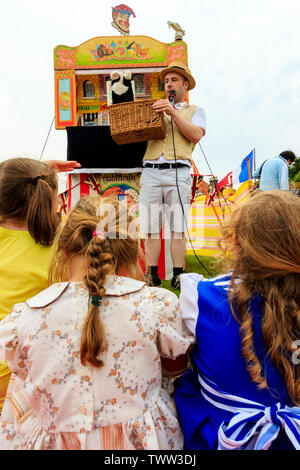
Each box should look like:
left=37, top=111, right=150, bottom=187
left=174, top=273, right=297, bottom=450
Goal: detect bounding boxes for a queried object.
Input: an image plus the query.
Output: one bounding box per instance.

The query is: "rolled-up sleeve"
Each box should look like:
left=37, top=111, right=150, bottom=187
left=180, top=273, right=204, bottom=337
left=152, top=288, right=194, bottom=359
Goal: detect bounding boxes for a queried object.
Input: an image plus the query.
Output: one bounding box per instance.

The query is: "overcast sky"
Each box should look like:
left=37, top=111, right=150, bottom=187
left=1, top=0, right=299, bottom=178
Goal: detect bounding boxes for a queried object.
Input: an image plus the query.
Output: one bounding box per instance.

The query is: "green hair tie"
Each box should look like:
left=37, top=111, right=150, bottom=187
left=91, top=296, right=102, bottom=307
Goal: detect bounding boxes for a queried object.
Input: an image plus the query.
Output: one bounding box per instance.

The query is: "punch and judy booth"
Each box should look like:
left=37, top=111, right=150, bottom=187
left=55, top=5, right=190, bottom=279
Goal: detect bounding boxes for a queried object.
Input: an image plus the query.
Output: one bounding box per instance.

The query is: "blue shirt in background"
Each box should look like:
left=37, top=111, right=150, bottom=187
left=253, top=156, right=290, bottom=191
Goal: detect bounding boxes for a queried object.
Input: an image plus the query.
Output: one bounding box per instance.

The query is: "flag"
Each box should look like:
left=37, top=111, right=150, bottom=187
left=232, top=149, right=254, bottom=185
left=218, top=149, right=254, bottom=189
left=218, top=171, right=232, bottom=189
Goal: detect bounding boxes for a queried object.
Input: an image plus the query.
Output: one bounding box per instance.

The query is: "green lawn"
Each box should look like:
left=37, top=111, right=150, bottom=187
left=161, top=254, right=222, bottom=296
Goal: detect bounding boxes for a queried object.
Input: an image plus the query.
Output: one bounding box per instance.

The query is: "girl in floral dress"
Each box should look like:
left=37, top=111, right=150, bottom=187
left=0, top=196, right=192, bottom=450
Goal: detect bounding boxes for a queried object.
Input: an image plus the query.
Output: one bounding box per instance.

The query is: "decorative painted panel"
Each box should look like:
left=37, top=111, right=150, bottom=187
left=55, top=71, right=77, bottom=129
left=54, top=36, right=188, bottom=70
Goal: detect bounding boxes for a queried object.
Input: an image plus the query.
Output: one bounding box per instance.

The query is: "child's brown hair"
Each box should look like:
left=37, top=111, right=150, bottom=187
left=0, top=157, right=58, bottom=245
left=220, top=190, right=300, bottom=404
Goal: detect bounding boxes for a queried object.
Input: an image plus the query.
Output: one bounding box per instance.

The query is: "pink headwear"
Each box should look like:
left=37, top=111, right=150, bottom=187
left=112, top=4, right=136, bottom=17
left=92, top=231, right=106, bottom=239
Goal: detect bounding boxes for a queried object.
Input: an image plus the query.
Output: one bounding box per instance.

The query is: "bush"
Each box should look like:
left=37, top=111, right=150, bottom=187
left=294, top=170, right=300, bottom=183
left=289, top=158, right=300, bottom=181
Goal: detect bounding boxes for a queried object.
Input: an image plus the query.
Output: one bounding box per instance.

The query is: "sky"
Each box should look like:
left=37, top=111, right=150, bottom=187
left=1, top=0, right=300, bottom=179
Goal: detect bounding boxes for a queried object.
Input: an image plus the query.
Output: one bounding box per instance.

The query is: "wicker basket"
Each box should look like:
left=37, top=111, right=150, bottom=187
left=108, top=99, right=165, bottom=145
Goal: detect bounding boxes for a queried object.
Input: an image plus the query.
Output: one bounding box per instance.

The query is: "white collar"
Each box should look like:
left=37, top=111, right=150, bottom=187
left=26, top=276, right=147, bottom=308
left=174, top=102, right=187, bottom=110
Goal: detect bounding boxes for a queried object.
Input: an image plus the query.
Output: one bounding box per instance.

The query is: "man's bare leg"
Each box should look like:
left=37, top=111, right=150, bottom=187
left=170, top=232, right=186, bottom=288
left=145, top=234, right=161, bottom=266
left=170, top=232, right=186, bottom=267
left=144, top=234, right=162, bottom=286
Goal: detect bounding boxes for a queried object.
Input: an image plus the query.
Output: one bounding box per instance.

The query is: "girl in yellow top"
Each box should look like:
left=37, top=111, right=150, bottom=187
left=0, top=157, right=60, bottom=413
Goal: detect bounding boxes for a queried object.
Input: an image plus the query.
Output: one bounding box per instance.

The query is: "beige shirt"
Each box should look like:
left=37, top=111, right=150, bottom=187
left=144, top=102, right=206, bottom=166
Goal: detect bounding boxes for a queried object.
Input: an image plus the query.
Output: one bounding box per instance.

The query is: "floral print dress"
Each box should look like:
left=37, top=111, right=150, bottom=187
left=0, top=276, right=192, bottom=450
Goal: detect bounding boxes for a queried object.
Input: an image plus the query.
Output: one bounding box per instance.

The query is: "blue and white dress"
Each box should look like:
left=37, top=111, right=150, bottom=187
left=174, top=273, right=300, bottom=450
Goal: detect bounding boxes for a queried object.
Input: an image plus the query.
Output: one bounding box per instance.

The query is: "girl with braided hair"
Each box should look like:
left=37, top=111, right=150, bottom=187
left=0, top=195, right=192, bottom=450
left=175, top=190, right=300, bottom=450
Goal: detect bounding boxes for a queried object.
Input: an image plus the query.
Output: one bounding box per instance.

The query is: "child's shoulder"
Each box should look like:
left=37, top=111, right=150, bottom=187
left=25, top=282, right=71, bottom=309
left=105, top=275, right=146, bottom=296
left=200, top=272, right=233, bottom=292
left=147, top=286, right=179, bottom=305
left=181, top=272, right=232, bottom=293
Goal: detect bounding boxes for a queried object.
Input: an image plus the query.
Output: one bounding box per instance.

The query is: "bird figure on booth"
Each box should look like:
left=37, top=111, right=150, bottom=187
left=167, top=21, right=185, bottom=41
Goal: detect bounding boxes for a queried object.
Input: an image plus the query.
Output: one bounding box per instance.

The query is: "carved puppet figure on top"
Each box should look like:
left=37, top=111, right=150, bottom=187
left=111, top=4, right=136, bottom=35
left=110, top=71, right=134, bottom=104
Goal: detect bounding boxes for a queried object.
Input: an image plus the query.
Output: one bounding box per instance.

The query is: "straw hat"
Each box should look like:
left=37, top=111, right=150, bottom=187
left=160, top=62, right=196, bottom=90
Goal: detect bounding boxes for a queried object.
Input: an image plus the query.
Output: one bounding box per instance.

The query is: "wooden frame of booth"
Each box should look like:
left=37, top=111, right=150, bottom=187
left=54, top=35, right=189, bottom=129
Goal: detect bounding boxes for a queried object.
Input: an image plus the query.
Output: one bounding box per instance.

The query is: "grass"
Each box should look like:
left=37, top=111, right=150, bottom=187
left=161, top=254, right=222, bottom=296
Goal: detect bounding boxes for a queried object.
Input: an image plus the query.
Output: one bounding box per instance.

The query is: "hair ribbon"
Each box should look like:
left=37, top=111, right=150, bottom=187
left=32, top=176, right=42, bottom=185
left=91, top=296, right=102, bottom=307
left=92, top=231, right=106, bottom=239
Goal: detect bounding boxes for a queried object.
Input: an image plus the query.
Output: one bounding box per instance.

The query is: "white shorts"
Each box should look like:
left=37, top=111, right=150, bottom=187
left=139, top=167, right=192, bottom=234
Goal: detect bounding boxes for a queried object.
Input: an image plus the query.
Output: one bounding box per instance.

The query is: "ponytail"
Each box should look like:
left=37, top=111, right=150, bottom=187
left=26, top=176, right=59, bottom=245
left=0, top=158, right=58, bottom=245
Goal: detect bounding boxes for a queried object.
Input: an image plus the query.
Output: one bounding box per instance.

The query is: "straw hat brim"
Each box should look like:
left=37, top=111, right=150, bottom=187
left=160, top=65, right=196, bottom=91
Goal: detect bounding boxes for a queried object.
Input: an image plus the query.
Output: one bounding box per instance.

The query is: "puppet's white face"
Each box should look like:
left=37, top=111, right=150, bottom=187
left=111, top=72, right=131, bottom=96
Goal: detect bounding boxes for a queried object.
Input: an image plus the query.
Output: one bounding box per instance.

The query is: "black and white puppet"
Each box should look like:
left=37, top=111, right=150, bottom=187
left=110, top=71, right=134, bottom=104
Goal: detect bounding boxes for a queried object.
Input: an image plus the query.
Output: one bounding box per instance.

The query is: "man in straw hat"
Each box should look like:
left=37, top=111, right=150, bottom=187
left=139, top=62, right=206, bottom=289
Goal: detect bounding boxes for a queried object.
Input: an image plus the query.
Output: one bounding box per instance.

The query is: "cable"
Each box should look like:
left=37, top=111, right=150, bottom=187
left=170, top=118, right=213, bottom=277
left=198, top=141, right=232, bottom=212
left=40, top=116, right=55, bottom=160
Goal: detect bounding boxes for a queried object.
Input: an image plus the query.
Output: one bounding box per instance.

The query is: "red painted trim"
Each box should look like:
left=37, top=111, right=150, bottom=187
left=139, top=240, right=146, bottom=274
left=157, top=227, right=166, bottom=280
left=67, top=174, right=72, bottom=210
left=80, top=174, right=91, bottom=197
left=55, top=63, right=167, bottom=71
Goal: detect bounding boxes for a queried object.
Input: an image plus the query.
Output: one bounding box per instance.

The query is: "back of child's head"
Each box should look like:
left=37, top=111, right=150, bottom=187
left=221, top=190, right=300, bottom=280
left=0, top=157, right=58, bottom=245
left=220, top=190, right=300, bottom=404
left=49, top=195, right=144, bottom=368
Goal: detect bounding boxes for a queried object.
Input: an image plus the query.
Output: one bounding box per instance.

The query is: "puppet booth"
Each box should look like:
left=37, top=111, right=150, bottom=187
left=55, top=5, right=191, bottom=279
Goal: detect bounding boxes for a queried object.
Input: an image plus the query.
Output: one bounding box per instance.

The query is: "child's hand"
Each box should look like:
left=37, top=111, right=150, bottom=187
left=161, top=354, right=188, bottom=376
left=44, top=160, right=81, bottom=172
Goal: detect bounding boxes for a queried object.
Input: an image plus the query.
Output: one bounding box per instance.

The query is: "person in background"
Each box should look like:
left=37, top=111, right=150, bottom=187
left=253, top=150, right=296, bottom=191
left=175, top=190, right=300, bottom=450
left=0, top=195, right=192, bottom=450
left=0, top=157, right=80, bottom=416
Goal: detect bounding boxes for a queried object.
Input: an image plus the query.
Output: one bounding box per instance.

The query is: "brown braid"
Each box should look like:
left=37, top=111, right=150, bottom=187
left=80, top=237, right=115, bottom=367
left=49, top=195, right=145, bottom=369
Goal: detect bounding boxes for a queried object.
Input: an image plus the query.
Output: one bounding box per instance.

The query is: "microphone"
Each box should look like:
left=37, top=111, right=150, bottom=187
left=168, top=90, right=176, bottom=107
